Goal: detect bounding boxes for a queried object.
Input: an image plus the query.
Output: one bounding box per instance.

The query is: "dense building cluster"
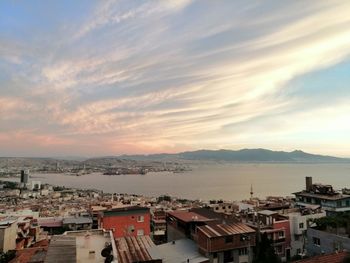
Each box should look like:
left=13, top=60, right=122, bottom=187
left=0, top=176, right=349, bottom=263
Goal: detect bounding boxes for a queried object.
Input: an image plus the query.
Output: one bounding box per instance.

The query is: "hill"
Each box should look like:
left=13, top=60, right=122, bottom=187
left=119, top=149, right=350, bottom=163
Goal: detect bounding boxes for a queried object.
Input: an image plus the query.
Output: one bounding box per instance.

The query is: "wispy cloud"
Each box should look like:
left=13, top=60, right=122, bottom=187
left=1, top=0, right=350, bottom=156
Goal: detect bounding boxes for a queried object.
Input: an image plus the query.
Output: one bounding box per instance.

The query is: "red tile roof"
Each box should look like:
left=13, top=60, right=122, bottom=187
left=295, top=251, right=349, bottom=263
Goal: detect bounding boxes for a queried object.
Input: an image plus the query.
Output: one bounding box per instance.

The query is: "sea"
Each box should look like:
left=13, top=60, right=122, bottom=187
left=6, top=163, right=350, bottom=201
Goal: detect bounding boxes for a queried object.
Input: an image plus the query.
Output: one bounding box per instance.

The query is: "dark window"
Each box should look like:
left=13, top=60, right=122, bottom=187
left=213, top=252, right=217, bottom=258
left=225, top=236, right=233, bottom=243
left=313, top=237, right=321, bottom=246
left=299, top=223, right=304, bottom=229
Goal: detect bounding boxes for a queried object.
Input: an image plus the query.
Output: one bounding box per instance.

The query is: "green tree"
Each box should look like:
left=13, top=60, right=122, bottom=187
left=253, top=232, right=281, bottom=263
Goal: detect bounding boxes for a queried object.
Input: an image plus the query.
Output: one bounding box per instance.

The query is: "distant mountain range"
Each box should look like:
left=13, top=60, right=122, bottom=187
left=119, top=149, right=350, bottom=163
left=1, top=149, right=349, bottom=167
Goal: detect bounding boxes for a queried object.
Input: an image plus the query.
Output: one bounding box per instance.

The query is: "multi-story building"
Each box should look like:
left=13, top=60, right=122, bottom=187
left=151, top=209, right=166, bottom=244
left=0, top=216, right=41, bottom=251
left=99, top=205, right=150, bottom=238
left=197, top=222, right=256, bottom=263
left=0, top=218, right=17, bottom=252
left=166, top=210, right=217, bottom=242
left=281, top=208, right=326, bottom=257
left=294, top=177, right=350, bottom=215
left=245, top=210, right=291, bottom=262
left=306, top=227, right=350, bottom=256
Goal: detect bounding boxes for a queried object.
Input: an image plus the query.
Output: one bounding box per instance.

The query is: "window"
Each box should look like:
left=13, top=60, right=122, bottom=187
left=337, top=201, right=342, bottom=207
left=127, top=225, right=135, bottom=234
left=225, top=236, right=233, bottom=243
left=222, top=206, right=226, bottom=209
left=313, top=237, right=321, bottom=246
left=299, top=223, right=304, bottom=229
left=239, top=247, right=248, bottom=256
left=215, top=207, right=219, bottom=210
left=296, top=248, right=301, bottom=255
left=137, top=215, right=144, bottom=222
left=213, top=252, right=217, bottom=258
left=278, top=231, right=285, bottom=238
left=228, top=206, right=231, bottom=209
left=137, top=229, right=144, bottom=236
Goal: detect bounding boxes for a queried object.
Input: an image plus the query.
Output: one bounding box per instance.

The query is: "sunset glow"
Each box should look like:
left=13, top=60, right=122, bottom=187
left=1, top=1, right=350, bottom=156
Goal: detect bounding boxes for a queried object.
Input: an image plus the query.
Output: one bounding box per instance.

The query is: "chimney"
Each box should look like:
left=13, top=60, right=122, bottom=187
left=306, top=177, right=313, bottom=192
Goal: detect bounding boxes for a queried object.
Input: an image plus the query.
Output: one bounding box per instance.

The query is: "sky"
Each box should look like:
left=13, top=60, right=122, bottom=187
left=1, top=0, right=350, bottom=157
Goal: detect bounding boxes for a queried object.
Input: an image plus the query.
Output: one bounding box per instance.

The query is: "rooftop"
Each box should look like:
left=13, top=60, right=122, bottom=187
left=168, top=211, right=212, bottom=223
left=258, top=210, right=278, bottom=216
left=44, top=236, right=76, bottom=263
left=295, top=251, right=349, bottom=263
left=294, top=191, right=350, bottom=201
left=115, top=235, right=156, bottom=263
left=103, top=205, right=150, bottom=216
left=64, top=229, right=114, bottom=263
left=38, top=217, right=63, bottom=228
left=148, top=238, right=209, bottom=263
left=63, top=217, right=93, bottom=225
left=197, top=222, right=255, bottom=238
left=0, top=217, right=18, bottom=226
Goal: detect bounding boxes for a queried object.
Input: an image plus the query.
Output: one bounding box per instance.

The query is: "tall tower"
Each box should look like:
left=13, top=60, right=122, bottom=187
left=250, top=184, right=254, bottom=199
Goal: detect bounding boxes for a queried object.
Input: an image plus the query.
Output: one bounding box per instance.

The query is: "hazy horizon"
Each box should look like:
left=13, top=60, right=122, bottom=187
left=1, top=148, right=350, bottom=159
left=1, top=1, right=350, bottom=157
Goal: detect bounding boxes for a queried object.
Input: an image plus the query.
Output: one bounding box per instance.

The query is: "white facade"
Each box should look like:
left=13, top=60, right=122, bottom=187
left=0, top=219, right=17, bottom=253
left=287, top=210, right=326, bottom=257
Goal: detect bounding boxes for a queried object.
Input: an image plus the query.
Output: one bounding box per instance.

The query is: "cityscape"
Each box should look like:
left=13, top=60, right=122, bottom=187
left=1, top=1, right=350, bottom=263
left=0, top=166, right=349, bottom=263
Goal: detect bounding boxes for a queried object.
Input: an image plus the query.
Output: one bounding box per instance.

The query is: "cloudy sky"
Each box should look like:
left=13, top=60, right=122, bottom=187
left=1, top=0, right=350, bottom=157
